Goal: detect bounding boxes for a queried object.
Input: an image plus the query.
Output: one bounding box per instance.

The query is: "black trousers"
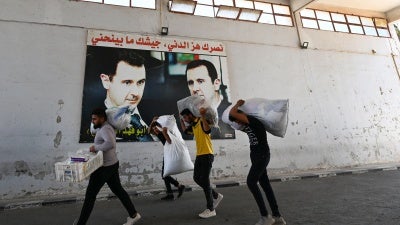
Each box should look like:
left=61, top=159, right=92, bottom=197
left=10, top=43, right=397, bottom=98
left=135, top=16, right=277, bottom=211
left=247, top=150, right=281, bottom=217
left=193, top=154, right=218, bottom=210
left=77, top=162, right=136, bottom=225
left=162, top=161, right=179, bottom=194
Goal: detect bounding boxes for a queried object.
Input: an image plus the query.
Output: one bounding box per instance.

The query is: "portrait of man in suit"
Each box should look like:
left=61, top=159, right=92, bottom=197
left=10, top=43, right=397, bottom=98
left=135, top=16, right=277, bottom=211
left=80, top=46, right=153, bottom=142
left=99, top=48, right=153, bottom=141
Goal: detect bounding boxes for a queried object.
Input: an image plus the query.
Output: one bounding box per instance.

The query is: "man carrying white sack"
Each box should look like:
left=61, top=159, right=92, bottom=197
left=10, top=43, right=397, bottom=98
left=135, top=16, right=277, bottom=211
left=180, top=108, right=223, bottom=219
left=229, top=100, right=286, bottom=225
left=75, top=108, right=140, bottom=225
left=149, top=116, right=186, bottom=201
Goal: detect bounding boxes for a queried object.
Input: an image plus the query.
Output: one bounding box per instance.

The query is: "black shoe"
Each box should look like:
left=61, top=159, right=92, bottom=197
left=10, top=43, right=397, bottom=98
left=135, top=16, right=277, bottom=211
left=177, top=185, right=185, bottom=198
left=161, top=194, right=174, bottom=201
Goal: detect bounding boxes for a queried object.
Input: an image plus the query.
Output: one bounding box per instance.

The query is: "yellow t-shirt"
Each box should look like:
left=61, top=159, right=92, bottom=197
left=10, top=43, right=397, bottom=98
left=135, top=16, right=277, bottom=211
left=192, top=118, right=213, bottom=156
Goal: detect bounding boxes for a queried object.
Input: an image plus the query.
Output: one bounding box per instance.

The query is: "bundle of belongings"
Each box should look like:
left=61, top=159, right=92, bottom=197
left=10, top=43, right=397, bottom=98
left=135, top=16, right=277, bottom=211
left=222, top=98, right=289, bottom=138
left=156, top=115, right=194, bottom=177
left=177, top=95, right=218, bottom=127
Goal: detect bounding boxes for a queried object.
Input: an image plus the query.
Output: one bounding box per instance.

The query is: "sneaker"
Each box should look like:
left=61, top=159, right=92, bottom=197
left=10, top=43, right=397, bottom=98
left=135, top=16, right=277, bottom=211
left=123, top=213, right=141, bottom=225
left=272, top=216, right=286, bottom=225
left=161, top=194, right=174, bottom=201
left=255, top=215, right=275, bottom=225
left=213, top=193, right=223, bottom=209
left=198, top=209, right=216, bottom=218
left=177, top=185, right=185, bottom=198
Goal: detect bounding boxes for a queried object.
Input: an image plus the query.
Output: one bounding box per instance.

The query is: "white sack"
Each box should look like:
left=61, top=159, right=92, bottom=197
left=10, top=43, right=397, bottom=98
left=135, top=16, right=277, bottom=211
left=157, top=115, right=177, bottom=130
left=156, top=115, right=194, bottom=177
left=157, top=115, right=183, bottom=140
left=90, top=123, right=99, bottom=135
left=222, top=98, right=289, bottom=138
left=163, top=130, right=194, bottom=177
left=106, top=106, right=131, bottom=130
left=177, top=95, right=218, bottom=126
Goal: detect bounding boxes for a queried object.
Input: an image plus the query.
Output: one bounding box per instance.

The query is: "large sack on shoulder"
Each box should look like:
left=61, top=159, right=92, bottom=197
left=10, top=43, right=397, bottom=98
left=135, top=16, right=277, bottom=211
left=157, top=115, right=176, bottom=130
left=157, top=115, right=183, bottom=140
left=106, top=106, right=131, bottom=130
left=163, top=130, right=194, bottom=177
left=177, top=95, right=218, bottom=126
left=222, top=98, right=289, bottom=138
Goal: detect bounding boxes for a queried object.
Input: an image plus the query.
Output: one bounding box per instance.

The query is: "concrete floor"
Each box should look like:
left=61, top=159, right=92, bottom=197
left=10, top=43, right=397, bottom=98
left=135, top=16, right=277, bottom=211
left=1, top=169, right=400, bottom=225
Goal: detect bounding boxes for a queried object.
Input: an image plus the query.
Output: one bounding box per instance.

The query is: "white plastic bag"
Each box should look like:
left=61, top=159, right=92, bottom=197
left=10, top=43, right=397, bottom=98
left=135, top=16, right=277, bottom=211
left=222, top=98, right=289, bottom=138
left=106, top=106, right=132, bottom=130
left=177, top=95, right=218, bottom=126
left=90, top=123, right=99, bottom=135
left=163, top=132, right=194, bottom=177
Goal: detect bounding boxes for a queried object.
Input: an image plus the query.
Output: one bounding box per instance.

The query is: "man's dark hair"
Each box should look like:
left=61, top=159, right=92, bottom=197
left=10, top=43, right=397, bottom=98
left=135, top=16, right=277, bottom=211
left=103, top=49, right=145, bottom=81
left=151, top=121, right=161, bottom=128
left=228, top=109, right=243, bottom=122
left=185, top=60, right=218, bottom=82
left=91, top=108, right=107, bottom=120
left=180, top=108, right=193, bottom=116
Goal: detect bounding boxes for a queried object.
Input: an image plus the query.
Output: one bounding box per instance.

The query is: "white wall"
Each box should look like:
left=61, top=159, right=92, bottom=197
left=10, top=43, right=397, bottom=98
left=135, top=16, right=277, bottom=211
left=0, top=0, right=400, bottom=200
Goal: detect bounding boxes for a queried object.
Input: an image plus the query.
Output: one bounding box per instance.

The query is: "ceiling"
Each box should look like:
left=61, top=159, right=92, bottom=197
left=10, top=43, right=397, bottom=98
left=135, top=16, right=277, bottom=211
left=289, top=0, right=400, bottom=22
left=314, top=0, right=400, bottom=13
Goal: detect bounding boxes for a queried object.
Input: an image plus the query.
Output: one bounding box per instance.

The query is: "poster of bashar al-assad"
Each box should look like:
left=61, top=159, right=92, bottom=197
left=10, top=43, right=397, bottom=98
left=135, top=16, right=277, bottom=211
left=79, top=30, right=235, bottom=142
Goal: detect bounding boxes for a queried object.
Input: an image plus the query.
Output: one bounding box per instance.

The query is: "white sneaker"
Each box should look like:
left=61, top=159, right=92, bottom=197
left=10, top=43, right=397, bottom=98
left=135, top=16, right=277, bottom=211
left=123, top=213, right=141, bottom=225
left=198, top=209, right=216, bottom=218
left=272, top=216, right=287, bottom=225
left=213, top=193, right=223, bottom=209
left=255, top=215, right=275, bottom=225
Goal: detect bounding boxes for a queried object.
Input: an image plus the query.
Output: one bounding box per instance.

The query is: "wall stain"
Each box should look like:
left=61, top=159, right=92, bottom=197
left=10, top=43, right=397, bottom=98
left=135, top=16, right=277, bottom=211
left=215, top=169, right=224, bottom=177
left=58, top=99, right=64, bottom=107
left=33, top=171, right=46, bottom=180
left=219, top=150, right=227, bottom=156
left=56, top=99, right=64, bottom=123
left=54, top=131, right=62, bottom=148
left=14, top=161, right=32, bottom=176
left=350, top=152, right=360, bottom=161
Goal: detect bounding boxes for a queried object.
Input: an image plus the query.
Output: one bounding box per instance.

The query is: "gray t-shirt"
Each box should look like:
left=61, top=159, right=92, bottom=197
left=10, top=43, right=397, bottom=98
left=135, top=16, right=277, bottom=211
left=94, top=121, right=118, bottom=167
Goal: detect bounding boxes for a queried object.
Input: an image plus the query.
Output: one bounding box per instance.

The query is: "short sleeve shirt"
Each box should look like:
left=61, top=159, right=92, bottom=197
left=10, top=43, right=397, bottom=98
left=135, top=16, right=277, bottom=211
left=242, top=116, right=269, bottom=152
left=186, top=118, right=213, bottom=156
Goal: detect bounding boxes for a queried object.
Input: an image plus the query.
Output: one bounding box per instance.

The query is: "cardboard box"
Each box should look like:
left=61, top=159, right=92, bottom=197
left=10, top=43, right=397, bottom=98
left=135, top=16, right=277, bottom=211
left=55, top=151, right=103, bottom=182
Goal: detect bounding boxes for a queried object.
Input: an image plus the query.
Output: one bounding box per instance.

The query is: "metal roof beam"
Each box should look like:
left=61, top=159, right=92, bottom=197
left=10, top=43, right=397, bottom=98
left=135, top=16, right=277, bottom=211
left=386, top=5, right=400, bottom=23
left=290, top=0, right=317, bottom=13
